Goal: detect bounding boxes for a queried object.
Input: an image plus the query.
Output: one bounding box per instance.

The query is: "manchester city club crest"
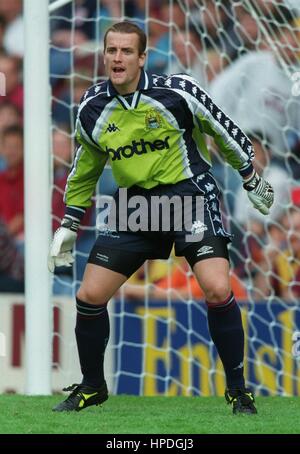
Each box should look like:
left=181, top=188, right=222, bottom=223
left=145, top=108, right=162, bottom=130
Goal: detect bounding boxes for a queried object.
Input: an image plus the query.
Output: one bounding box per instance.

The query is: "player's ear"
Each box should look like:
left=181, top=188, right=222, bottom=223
left=103, top=51, right=107, bottom=66
left=139, top=52, right=146, bottom=68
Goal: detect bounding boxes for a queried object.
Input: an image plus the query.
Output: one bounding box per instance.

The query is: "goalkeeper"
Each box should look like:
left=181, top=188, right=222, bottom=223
left=49, top=21, right=273, bottom=414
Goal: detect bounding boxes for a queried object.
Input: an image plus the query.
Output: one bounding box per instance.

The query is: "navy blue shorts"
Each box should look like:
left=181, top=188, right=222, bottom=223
left=89, top=172, right=232, bottom=262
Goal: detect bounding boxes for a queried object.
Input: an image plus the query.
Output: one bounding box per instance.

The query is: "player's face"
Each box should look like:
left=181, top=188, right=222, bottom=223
left=104, top=32, right=146, bottom=95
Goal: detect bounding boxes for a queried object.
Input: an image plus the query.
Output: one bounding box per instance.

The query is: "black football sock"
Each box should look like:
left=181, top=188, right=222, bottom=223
left=206, top=293, right=245, bottom=389
left=75, top=298, right=110, bottom=388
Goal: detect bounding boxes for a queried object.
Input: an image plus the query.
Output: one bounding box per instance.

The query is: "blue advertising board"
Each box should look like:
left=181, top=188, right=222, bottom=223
left=114, top=300, right=300, bottom=396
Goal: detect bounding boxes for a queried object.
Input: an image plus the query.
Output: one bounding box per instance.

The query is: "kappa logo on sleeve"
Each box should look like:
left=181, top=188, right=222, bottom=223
left=105, top=123, right=120, bottom=133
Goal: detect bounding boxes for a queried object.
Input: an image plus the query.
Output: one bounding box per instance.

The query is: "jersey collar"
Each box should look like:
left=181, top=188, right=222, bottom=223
left=106, top=69, right=152, bottom=97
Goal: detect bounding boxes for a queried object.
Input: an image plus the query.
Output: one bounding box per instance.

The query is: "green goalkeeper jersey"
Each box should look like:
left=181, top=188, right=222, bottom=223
left=64, top=70, right=254, bottom=208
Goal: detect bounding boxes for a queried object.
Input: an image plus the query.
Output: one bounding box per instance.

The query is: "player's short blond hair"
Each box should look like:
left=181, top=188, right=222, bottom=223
left=103, top=21, right=147, bottom=56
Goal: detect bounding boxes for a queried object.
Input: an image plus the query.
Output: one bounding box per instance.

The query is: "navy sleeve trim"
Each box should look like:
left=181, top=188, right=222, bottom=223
left=65, top=206, right=86, bottom=221
left=238, top=163, right=254, bottom=178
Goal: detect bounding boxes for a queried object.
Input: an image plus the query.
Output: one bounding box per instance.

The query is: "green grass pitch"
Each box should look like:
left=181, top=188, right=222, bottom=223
left=0, top=395, right=299, bottom=434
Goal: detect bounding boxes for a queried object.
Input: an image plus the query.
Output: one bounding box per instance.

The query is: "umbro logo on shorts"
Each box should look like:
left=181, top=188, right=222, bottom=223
left=197, top=245, right=214, bottom=256
left=96, top=253, right=109, bottom=262
left=105, top=123, right=120, bottom=133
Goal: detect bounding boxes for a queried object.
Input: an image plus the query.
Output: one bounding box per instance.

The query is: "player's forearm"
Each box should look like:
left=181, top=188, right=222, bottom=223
left=64, top=139, right=107, bottom=208
left=209, top=127, right=255, bottom=177
left=65, top=171, right=100, bottom=207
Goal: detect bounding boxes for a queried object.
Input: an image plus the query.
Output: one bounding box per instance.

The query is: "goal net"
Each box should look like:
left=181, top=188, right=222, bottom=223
left=49, top=0, right=300, bottom=396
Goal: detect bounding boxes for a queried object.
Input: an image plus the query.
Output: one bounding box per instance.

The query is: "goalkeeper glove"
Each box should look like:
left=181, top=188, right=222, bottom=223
left=48, top=215, right=79, bottom=273
left=243, top=171, right=274, bottom=215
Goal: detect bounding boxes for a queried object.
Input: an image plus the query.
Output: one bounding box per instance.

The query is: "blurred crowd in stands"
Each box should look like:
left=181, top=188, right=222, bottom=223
left=1, top=0, right=300, bottom=302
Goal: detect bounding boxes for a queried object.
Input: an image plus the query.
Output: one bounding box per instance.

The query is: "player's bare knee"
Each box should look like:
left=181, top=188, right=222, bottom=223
left=204, top=282, right=231, bottom=303
left=76, top=288, right=106, bottom=306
